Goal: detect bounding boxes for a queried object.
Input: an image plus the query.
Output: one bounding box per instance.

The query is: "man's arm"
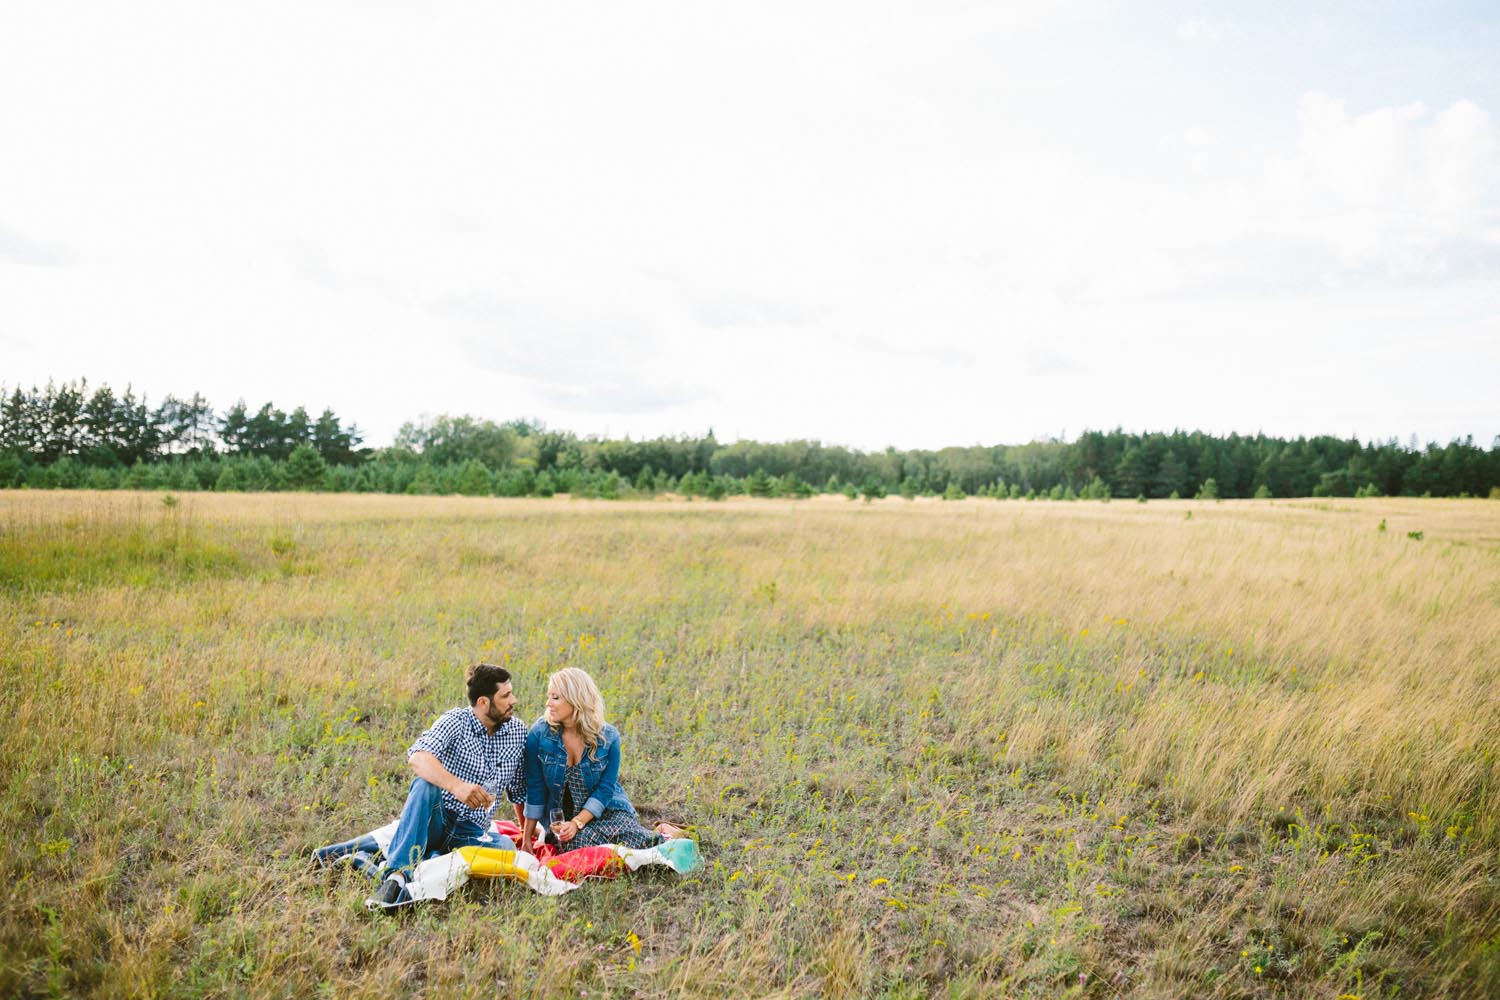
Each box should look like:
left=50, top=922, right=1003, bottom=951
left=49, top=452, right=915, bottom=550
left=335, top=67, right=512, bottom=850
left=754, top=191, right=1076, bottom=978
left=410, top=750, right=493, bottom=810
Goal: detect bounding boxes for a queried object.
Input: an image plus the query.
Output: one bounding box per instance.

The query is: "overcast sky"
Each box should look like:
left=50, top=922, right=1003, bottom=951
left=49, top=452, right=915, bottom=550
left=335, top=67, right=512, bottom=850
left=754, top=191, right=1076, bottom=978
left=3, top=1, right=1497, bottom=451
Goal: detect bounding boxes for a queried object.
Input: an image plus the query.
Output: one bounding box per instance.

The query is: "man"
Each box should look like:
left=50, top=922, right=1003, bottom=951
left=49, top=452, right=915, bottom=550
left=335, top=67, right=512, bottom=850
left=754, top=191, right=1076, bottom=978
left=372, top=662, right=527, bottom=907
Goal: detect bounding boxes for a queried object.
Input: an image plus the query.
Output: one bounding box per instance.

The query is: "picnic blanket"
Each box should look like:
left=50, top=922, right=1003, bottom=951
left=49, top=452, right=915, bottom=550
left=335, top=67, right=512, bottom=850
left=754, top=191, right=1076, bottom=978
left=354, top=819, right=700, bottom=909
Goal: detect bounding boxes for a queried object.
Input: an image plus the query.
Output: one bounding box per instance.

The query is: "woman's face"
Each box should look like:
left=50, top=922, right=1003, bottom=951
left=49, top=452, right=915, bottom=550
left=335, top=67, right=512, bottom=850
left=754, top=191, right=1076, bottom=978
left=545, top=684, right=575, bottom=726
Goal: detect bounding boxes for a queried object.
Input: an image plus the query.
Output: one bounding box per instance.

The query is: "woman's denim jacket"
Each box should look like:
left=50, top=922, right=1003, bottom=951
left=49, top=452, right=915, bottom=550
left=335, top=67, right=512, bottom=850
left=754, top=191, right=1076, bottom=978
left=523, top=718, right=636, bottom=821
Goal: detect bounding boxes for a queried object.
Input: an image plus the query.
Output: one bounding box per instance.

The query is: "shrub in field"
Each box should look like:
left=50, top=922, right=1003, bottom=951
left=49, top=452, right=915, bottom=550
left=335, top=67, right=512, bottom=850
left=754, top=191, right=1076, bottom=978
left=745, top=468, right=773, bottom=497
left=778, top=473, right=814, bottom=498
left=495, top=467, right=536, bottom=497
left=214, top=464, right=243, bottom=491
left=453, top=459, right=493, bottom=497
left=285, top=444, right=328, bottom=490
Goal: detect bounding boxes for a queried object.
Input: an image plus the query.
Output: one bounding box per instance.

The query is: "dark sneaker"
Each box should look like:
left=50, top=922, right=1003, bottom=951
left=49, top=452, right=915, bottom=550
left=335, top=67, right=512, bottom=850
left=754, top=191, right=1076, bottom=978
left=371, top=875, right=410, bottom=910
left=376, top=875, right=404, bottom=904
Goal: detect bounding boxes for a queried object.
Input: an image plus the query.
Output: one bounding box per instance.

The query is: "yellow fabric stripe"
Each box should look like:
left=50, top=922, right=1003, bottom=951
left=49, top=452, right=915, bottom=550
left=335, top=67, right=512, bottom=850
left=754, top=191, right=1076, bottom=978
left=455, top=846, right=530, bottom=883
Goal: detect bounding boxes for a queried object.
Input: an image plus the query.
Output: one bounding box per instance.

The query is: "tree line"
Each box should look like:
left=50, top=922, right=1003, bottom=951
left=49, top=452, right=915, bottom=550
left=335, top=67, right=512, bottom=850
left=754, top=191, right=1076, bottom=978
left=4, top=378, right=1498, bottom=500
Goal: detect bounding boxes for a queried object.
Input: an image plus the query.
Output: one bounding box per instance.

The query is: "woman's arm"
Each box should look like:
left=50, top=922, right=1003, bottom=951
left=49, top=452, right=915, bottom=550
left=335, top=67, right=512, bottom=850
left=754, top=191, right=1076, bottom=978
left=581, top=729, right=623, bottom=819
left=522, top=727, right=547, bottom=825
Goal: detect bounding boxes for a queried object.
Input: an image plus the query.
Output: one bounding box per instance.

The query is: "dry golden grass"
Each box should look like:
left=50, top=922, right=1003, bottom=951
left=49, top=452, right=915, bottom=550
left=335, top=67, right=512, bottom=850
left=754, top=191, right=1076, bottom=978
left=2, top=490, right=1497, bottom=998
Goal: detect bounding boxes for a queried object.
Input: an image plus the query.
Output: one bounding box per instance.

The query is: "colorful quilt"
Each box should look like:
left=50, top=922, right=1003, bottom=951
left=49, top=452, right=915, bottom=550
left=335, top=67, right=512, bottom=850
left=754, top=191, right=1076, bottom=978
left=355, top=819, right=701, bottom=909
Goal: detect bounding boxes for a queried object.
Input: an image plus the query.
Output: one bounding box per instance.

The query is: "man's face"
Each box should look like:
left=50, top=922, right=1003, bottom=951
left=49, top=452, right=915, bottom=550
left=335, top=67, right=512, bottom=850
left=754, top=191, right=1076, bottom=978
left=481, top=682, right=517, bottom=726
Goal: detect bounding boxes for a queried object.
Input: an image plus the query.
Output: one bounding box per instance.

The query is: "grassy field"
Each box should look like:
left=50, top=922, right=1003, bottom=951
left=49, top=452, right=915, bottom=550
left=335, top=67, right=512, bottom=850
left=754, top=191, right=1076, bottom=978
left=2, top=490, right=1498, bottom=999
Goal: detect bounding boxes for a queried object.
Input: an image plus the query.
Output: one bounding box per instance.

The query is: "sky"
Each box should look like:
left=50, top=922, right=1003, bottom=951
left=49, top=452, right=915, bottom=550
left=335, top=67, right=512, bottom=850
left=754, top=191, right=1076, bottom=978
left=2, top=1, right=1497, bottom=452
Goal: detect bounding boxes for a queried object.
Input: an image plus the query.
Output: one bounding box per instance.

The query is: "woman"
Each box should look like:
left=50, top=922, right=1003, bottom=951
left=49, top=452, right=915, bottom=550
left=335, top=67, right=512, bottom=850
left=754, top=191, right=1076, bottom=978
left=520, top=667, right=683, bottom=854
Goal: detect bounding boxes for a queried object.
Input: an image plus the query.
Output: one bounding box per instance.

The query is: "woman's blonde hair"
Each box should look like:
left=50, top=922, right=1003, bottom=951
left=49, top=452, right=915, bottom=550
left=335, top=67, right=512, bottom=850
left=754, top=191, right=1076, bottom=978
left=547, top=667, right=607, bottom=752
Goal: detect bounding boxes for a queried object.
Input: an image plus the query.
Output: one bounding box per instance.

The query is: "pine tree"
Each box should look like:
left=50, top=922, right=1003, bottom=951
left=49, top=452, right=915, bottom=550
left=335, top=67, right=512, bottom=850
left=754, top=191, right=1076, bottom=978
left=219, top=401, right=250, bottom=455
left=313, top=409, right=358, bottom=465
left=285, top=444, right=328, bottom=490
left=454, top=459, right=492, bottom=496
left=1154, top=449, right=1188, bottom=499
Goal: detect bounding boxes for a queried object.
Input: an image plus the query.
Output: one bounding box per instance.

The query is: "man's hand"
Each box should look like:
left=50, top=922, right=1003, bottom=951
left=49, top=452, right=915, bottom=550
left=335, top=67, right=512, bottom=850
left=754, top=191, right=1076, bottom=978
left=453, top=781, right=495, bottom=810
left=410, top=751, right=496, bottom=811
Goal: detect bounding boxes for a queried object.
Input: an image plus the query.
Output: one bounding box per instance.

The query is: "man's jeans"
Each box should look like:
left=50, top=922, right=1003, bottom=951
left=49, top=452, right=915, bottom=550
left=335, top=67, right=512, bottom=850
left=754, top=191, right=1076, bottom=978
left=379, top=777, right=514, bottom=879
left=311, top=832, right=383, bottom=876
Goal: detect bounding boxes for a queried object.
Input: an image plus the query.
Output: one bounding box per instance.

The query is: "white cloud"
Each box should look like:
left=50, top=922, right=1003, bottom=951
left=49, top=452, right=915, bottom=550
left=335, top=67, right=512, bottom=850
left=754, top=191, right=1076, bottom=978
left=0, top=3, right=1496, bottom=449
left=1176, top=19, right=1227, bottom=43
left=1261, top=93, right=1498, bottom=276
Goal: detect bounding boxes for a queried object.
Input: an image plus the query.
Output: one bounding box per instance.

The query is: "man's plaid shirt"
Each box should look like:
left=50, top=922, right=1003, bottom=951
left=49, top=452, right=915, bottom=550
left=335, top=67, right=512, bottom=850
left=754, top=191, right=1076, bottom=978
left=407, top=707, right=527, bottom=826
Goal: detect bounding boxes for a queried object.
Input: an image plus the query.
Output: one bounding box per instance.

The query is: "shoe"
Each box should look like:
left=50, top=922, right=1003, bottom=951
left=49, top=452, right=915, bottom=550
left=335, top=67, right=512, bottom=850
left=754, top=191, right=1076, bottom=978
left=374, top=875, right=408, bottom=907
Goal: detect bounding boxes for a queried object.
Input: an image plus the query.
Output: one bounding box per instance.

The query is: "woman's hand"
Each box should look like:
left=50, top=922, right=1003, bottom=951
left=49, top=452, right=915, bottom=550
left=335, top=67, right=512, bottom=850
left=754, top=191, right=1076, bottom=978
left=520, top=818, right=539, bottom=855
left=554, top=820, right=579, bottom=842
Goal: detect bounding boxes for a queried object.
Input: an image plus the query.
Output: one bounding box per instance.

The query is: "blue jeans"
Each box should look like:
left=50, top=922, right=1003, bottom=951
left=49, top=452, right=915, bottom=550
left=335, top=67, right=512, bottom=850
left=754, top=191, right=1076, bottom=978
left=379, top=778, right=514, bottom=879
left=311, top=832, right=383, bottom=876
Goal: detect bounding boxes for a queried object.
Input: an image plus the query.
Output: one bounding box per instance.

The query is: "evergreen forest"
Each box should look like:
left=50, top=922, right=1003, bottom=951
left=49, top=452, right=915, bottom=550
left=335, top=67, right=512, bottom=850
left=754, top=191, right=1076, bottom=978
left=4, top=379, right=1497, bottom=501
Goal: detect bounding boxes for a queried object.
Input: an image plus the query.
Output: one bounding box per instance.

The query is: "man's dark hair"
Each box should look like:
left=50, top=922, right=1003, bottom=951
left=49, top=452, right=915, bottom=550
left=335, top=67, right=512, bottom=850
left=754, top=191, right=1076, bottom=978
left=466, top=663, right=511, bottom=705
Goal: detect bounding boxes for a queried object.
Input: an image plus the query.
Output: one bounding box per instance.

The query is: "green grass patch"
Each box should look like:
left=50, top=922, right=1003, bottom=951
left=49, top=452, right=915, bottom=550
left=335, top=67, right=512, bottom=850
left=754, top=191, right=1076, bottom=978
left=0, top=512, right=247, bottom=591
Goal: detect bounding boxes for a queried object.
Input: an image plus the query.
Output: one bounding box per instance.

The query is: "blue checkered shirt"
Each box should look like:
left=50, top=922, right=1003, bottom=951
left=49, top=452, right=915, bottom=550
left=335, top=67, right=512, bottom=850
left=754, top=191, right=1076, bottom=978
left=407, top=707, right=527, bottom=826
